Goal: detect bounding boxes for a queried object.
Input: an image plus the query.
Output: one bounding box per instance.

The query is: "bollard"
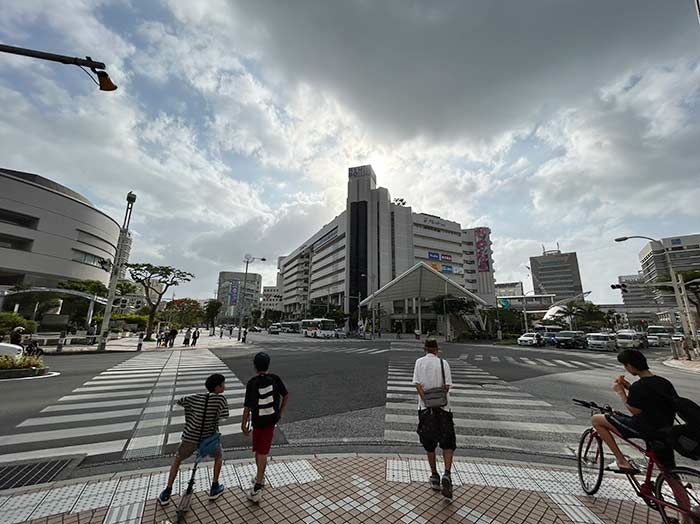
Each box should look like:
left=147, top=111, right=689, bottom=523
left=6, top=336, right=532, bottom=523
left=137, top=332, right=144, bottom=351
left=56, top=330, right=66, bottom=353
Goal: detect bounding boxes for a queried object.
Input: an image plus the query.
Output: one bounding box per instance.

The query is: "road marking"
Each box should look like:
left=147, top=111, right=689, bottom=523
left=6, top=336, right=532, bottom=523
left=0, top=439, right=128, bottom=463
left=569, top=360, right=594, bottom=368
left=18, top=408, right=145, bottom=427
left=504, top=356, right=516, bottom=363
left=520, top=357, right=537, bottom=365
left=553, top=360, right=577, bottom=368
left=385, top=413, right=587, bottom=434
left=387, top=385, right=532, bottom=397
left=384, top=403, right=573, bottom=419
left=385, top=393, right=552, bottom=406
left=535, top=358, right=557, bottom=367
left=490, top=356, right=500, bottom=362
left=0, top=422, right=135, bottom=446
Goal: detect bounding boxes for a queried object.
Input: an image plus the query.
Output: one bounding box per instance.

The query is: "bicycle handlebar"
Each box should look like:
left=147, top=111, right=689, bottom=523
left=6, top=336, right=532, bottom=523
left=572, top=399, right=613, bottom=413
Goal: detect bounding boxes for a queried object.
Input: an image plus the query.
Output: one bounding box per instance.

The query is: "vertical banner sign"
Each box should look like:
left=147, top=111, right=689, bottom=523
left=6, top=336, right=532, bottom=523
left=229, top=280, right=240, bottom=306
left=475, top=228, right=491, bottom=272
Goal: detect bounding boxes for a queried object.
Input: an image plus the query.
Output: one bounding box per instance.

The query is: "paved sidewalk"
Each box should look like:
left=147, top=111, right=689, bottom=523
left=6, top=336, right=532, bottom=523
left=663, top=358, right=700, bottom=373
left=42, top=334, right=249, bottom=354
left=2, top=453, right=669, bottom=524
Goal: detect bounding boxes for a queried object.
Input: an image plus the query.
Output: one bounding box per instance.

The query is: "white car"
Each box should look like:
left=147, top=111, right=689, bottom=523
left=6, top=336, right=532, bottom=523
left=671, top=334, right=685, bottom=342
left=0, top=343, right=23, bottom=357
left=616, top=331, right=645, bottom=350
left=647, top=335, right=661, bottom=347
left=587, top=333, right=617, bottom=352
left=517, top=333, right=537, bottom=346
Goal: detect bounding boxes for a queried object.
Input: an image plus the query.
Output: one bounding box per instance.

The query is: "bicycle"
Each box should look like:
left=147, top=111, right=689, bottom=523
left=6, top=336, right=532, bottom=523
left=573, top=399, right=700, bottom=524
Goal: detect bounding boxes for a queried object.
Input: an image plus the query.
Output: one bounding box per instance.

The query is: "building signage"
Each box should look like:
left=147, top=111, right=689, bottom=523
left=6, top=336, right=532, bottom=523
left=428, top=251, right=440, bottom=260
left=429, top=262, right=441, bottom=271
left=441, top=264, right=453, bottom=273
left=422, top=217, right=447, bottom=228
left=228, top=281, right=240, bottom=306
left=441, top=253, right=452, bottom=262
left=474, top=227, right=491, bottom=272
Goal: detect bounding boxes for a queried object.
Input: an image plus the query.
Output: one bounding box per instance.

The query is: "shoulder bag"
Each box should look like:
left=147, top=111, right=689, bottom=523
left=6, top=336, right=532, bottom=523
left=422, top=359, right=448, bottom=408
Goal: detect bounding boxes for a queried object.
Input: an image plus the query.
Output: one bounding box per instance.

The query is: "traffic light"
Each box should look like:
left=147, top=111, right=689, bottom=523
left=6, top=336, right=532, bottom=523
left=610, top=283, right=629, bottom=293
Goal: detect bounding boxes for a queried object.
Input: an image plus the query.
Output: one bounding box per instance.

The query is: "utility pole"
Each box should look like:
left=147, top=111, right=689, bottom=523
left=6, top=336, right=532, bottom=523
left=98, top=192, right=136, bottom=351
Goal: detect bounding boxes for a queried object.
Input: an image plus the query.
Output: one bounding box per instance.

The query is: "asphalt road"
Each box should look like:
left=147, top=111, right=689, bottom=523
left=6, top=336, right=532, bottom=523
left=1, top=333, right=698, bottom=480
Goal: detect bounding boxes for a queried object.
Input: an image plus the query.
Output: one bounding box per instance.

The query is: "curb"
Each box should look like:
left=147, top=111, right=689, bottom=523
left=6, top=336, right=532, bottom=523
left=662, top=358, right=700, bottom=374
left=0, top=367, right=49, bottom=379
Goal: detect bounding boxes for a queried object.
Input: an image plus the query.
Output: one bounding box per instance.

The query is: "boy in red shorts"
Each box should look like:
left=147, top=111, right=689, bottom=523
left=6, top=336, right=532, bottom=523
left=241, top=352, right=288, bottom=503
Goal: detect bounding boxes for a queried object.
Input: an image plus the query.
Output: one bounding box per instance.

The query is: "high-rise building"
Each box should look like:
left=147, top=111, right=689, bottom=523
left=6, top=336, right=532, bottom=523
left=495, top=281, right=524, bottom=297
left=529, top=248, right=584, bottom=302
left=216, top=271, right=262, bottom=321
left=277, top=165, right=496, bottom=329
left=638, top=234, right=700, bottom=305
left=261, top=285, right=283, bottom=314
left=461, top=227, right=496, bottom=305
left=618, top=272, right=657, bottom=306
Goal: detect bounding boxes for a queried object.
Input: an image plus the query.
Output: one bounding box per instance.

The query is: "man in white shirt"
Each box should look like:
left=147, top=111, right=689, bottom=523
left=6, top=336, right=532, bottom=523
left=412, top=338, right=455, bottom=499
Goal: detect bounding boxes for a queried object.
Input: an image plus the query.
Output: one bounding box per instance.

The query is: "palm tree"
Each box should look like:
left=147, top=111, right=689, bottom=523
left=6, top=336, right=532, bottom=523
left=556, top=301, right=582, bottom=329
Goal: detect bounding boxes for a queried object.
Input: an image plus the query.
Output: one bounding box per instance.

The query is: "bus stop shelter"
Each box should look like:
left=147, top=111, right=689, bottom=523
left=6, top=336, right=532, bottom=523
left=359, top=262, right=487, bottom=334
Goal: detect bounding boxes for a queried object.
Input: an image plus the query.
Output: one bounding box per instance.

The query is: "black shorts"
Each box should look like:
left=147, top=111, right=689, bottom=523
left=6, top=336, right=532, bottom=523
left=417, top=409, right=456, bottom=452
left=606, top=414, right=676, bottom=468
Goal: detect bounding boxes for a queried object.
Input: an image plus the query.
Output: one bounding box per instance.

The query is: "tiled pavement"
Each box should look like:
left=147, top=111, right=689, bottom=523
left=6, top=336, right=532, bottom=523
left=1, top=454, right=675, bottom=524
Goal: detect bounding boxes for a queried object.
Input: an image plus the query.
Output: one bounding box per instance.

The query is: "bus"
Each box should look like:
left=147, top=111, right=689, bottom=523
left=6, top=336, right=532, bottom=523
left=647, top=325, right=674, bottom=347
left=301, top=318, right=336, bottom=338
left=280, top=321, right=300, bottom=334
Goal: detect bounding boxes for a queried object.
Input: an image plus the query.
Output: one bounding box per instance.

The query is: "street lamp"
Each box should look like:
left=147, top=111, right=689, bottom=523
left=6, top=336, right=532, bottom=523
left=97, top=192, right=136, bottom=351
left=0, top=44, right=117, bottom=91
left=237, top=254, right=266, bottom=341
left=615, top=236, right=695, bottom=353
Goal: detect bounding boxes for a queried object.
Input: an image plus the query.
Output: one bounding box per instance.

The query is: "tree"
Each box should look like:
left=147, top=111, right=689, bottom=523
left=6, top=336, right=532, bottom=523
left=205, top=300, right=223, bottom=327
left=431, top=294, right=476, bottom=316
left=262, top=309, right=282, bottom=327
left=57, top=279, right=108, bottom=297
left=555, top=301, right=583, bottom=328
left=677, top=270, right=700, bottom=323
left=164, top=298, right=204, bottom=328
left=250, top=309, right=262, bottom=326
left=126, top=263, right=195, bottom=340
left=0, top=312, right=37, bottom=338
left=116, top=280, right=139, bottom=296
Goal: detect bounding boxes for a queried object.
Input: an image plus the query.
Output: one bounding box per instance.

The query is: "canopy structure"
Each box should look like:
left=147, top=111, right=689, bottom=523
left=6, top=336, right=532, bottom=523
left=359, top=262, right=487, bottom=334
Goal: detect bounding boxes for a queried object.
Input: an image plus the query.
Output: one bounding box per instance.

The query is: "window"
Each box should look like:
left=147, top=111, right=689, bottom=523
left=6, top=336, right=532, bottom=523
left=0, top=233, right=33, bottom=252
left=72, top=249, right=104, bottom=268
left=465, top=260, right=475, bottom=265
left=464, top=250, right=475, bottom=255
left=0, top=208, right=39, bottom=229
left=464, top=241, right=474, bottom=246
left=465, top=269, right=476, bottom=274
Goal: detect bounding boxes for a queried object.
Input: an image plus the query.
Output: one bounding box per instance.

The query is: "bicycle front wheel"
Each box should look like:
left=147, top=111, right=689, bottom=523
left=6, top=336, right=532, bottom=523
left=655, top=466, right=700, bottom=524
left=577, top=428, right=604, bottom=495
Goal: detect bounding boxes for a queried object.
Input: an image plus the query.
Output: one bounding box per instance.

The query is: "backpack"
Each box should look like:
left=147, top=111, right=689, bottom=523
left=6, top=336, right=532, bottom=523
left=668, top=397, right=700, bottom=460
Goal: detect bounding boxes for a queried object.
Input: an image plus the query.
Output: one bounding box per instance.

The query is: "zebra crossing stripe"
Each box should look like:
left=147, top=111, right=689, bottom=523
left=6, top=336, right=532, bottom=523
left=505, top=356, right=516, bottom=363
left=385, top=393, right=551, bottom=406
left=0, top=422, right=135, bottom=446
left=534, top=358, right=557, bottom=367
left=490, top=356, right=500, bottom=362
left=387, top=385, right=531, bottom=397
left=520, top=357, right=537, bottom=365
left=0, top=440, right=128, bottom=463
left=569, top=360, right=594, bottom=368
left=553, top=360, right=577, bottom=368
left=18, top=408, right=145, bottom=427
left=384, top=403, right=574, bottom=419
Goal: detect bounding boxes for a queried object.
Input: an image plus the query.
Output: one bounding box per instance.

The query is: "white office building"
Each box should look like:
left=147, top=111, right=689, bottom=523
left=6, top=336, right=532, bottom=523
left=639, top=234, right=700, bottom=305
left=261, top=286, right=283, bottom=314
left=277, top=165, right=496, bottom=330
left=216, top=271, right=262, bottom=321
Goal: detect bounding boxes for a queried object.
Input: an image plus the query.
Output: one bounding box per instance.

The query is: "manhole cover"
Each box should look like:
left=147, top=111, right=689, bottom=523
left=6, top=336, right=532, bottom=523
left=0, top=458, right=73, bottom=490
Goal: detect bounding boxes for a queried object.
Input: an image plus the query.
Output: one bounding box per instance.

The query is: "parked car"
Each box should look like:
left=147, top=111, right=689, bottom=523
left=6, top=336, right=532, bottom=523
left=334, top=328, right=347, bottom=338
left=0, top=343, right=23, bottom=357
left=248, top=326, right=262, bottom=332
left=647, top=335, right=661, bottom=347
left=517, top=333, right=537, bottom=346
left=268, top=323, right=281, bottom=335
left=615, top=331, right=645, bottom=349
left=586, top=333, right=617, bottom=352
left=555, top=331, right=588, bottom=349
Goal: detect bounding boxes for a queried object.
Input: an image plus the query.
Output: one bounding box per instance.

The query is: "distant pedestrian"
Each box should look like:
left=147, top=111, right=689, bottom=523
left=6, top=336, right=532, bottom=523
left=242, top=327, right=248, bottom=343
left=169, top=328, right=177, bottom=348
left=414, top=328, right=421, bottom=340
left=183, top=328, right=192, bottom=346
left=219, top=325, right=224, bottom=338
left=158, top=373, right=229, bottom=506
left=228, top=326, right=233, bottom=338
left=241, top=352, right=288, bottom=503
left=412, top=338, right=455, bottom=499
left=86, top=323, right=97, bottom=345
left=192, top=328, right=200, bottom=346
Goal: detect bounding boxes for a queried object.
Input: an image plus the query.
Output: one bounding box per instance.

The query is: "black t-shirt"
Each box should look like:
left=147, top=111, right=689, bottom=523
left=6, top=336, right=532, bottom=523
left=244, top=373, right=288, bottom=428
left=627, top=375, right=678, bottom=434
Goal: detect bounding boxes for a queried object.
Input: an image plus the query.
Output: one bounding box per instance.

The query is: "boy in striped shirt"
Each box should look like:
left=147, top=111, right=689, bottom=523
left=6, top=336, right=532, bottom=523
left=241, top=352, right=288, bottom=503
left=159, top=373, right=229, bottom=506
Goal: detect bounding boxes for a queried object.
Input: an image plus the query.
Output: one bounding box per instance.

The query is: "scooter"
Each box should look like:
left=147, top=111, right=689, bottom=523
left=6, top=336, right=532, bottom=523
left=23, top=338, right=43, bottom=356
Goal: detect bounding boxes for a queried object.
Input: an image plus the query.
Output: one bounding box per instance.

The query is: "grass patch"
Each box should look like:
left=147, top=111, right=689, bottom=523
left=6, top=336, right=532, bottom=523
left=0, top=355, right=44, bottom=369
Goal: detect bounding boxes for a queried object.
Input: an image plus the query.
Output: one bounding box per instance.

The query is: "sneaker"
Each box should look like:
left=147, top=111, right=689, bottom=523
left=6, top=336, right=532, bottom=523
left=251, top=477, right=265, bottom=488
left=441, top=473, right=453, bottom=499
left=429, top=473, right=441, bottom=491
left=158, top=487, right=172, bottom=506
left=209, top=482, right=225, bottom=500
left=246, top=485, right=263, bottom=504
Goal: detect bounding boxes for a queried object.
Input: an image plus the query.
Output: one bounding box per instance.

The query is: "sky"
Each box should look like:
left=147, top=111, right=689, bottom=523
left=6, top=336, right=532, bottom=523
left=1, top=1, right=699, bottom=303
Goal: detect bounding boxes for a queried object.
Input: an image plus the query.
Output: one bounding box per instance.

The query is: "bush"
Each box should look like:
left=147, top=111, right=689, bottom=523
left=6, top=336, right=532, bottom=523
left=0, top=312, right=37, bottom=338
left=0, top=355, right=44, bottom=369
left=93, top=314, right=149, bottom=330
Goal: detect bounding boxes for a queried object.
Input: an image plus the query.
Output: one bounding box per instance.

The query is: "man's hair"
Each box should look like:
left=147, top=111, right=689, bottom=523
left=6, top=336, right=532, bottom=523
left=205, top=373, right=225, bottom=392
left=424, top=338, right=439, bottom=352
left=617, top=349, right=649, bottom=371
left=254, top=352, right=271, bottom=371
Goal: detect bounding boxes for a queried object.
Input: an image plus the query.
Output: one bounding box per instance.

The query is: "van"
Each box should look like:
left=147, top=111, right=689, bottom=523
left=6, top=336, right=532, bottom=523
left=616, top=331, right=645, bottom=350
left=586, top=333, right=617, bottom=352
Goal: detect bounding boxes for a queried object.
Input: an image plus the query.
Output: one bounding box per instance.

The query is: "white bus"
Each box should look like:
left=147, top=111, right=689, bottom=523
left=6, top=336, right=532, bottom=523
left=301, top=318, right=336, bottom=338
left=280, top=321, right=300, bottom=334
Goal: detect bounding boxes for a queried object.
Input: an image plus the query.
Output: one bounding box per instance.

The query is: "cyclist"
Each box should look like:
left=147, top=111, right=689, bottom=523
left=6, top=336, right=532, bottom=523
left=591, top=349, right=677, bottom=473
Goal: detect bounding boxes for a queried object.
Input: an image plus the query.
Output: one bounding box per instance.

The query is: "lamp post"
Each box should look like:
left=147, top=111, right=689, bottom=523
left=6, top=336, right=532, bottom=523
left=615, top=236, right=693, bottom=355
left=97, top=192, right=136, bottom=351
left=0, top=44, right=117, bottom=91
left=237, top=254, right=266, bottom=341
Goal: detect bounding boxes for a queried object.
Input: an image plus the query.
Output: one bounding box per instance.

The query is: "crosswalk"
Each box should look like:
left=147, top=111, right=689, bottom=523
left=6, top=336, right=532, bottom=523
left=462, top=353, right=620, bottom=370
left=383, top=359, right=587, bottom=456
left=0, top=349, right=246, bottom=463
left=258, top=344, right=392, bottom=355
